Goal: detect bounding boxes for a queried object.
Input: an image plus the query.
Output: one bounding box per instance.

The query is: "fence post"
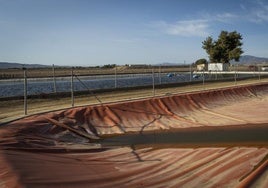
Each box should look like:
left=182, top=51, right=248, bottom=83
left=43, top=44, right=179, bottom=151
left=158, top=65, right=161, bottom=84
left=254, top=63, right=256, bottom=77
left=152, top=68, right=155, bottom=97
left=23, top=67, right=28, bottom=115
left=190, top=64, right=192, bottom=82
left=234, top=64, right=237, bottom=85
left=52, top=64, right=57, bottom=93
left=202, top=69, right=205, bottom=90
left=115, top=65, right=117, bottom=88
left=258, top=65, right=261, bottom=81
left=71, top=67, right=74, bottom=107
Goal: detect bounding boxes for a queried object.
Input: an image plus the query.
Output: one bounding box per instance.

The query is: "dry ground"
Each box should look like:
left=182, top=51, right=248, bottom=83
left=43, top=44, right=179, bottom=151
left=1, top=78, right=268, bottom=124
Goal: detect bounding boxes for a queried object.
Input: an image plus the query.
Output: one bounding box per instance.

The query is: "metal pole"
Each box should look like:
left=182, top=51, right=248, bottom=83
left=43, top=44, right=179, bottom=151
left=71, top=67, right=74, bottom=107
left=258, top=65, right=261, bottom=81
left=234, top=63, right=237, bottom=85
left=52, top=64, right=57, bottom=93
left=190, top=64, right=192, bottom=82
left=152, top=68, right=155, bottom=97
left=159, top=65, right=161, bottom=84
left=115, top=65, right=117, bottom=88
left=254, top=63, right=256, bottom=77
left=23, top=68, right=27, bottom=115
left=202, top=69, right=205, bottom=90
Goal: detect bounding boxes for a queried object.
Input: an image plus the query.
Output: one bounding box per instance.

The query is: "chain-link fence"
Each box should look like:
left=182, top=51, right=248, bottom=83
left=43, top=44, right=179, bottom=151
left=0, top=65, right=268, bottom=116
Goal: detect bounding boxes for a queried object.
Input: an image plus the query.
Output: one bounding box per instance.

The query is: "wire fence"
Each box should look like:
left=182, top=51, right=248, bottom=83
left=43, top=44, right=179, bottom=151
left=1, top=65, right=268, bottom=115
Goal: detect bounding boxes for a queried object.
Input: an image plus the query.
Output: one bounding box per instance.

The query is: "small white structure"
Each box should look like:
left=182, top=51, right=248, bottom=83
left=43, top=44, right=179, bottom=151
left=208, top=63, right=229, bottom=71
left=261, top=66, right=268, bottom=71
left=197, top=64, right=208, bottom=71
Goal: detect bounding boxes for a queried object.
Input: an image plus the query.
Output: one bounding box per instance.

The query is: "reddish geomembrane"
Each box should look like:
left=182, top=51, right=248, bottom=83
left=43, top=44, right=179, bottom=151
left=0, top=83, right=267, bottom=187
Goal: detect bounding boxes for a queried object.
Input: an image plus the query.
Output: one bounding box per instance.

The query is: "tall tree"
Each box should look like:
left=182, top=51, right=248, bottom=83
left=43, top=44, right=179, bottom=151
left=202, top=31, right=243, bottom=63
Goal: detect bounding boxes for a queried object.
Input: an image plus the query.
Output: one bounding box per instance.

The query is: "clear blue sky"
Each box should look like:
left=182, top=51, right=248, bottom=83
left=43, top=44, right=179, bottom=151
left=0, top=0, right=267, bottom=66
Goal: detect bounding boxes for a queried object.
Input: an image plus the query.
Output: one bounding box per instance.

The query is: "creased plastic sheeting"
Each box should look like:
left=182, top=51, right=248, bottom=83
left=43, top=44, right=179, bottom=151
left=0, top=83, right=268, bottom=187
left=0, top=147, right=267, bottom=188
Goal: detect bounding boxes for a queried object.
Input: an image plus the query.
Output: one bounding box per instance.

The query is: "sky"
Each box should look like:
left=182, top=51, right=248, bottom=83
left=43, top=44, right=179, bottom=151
left=0, top=0, right=268, bottom=66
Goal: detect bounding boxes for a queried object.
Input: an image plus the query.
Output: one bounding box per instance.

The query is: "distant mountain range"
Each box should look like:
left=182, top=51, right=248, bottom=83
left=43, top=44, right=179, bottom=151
left=0, top=62, right=50, bottom=69
left=0, top=55, right=268, bottom=69
left=235, top=55, right=268, bottom=64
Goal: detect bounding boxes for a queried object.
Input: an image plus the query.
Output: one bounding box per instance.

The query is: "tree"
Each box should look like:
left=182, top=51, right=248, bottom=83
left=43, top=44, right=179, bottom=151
left=202, top=31, right=243, bottom=63
left=195, top=58, right=208, bottom=66
left=102, top=64, right=116, bottom=68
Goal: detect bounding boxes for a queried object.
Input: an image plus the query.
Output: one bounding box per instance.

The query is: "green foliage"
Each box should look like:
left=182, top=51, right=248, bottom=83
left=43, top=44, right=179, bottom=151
left=195, top=58, right=208, bottom=65
left=102, top=64, right=116, bottom=68
left=202, top=31, right=243, bottom=63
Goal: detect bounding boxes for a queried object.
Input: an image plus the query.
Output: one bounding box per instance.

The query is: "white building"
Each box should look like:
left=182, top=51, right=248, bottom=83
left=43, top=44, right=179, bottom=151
left=208, top=63, right=229, bottom=71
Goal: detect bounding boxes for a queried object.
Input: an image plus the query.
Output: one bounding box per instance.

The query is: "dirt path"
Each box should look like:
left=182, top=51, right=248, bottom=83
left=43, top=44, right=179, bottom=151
left=1, top=78, right=267, bottom=124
